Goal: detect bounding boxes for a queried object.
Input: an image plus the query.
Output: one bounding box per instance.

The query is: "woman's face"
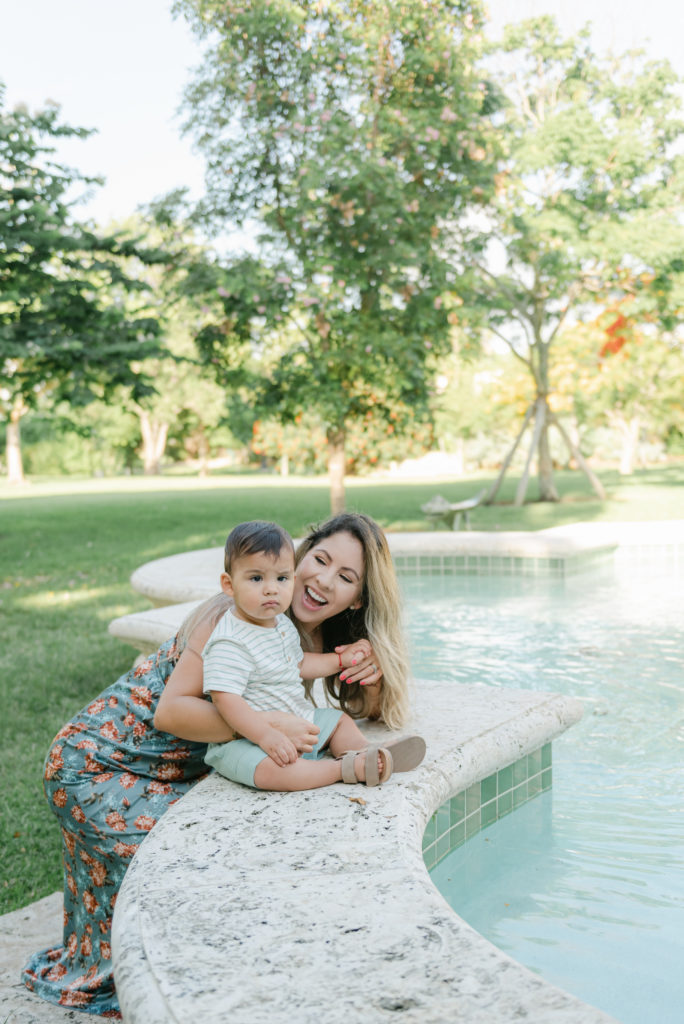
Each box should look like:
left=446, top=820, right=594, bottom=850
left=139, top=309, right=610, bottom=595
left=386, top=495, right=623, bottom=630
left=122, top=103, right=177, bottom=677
left=291, top=530, right=365, bottom=629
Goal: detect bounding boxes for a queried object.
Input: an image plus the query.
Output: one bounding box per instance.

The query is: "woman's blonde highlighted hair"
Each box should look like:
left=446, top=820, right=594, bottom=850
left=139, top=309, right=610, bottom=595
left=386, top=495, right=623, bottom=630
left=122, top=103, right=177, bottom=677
left=177, top=513, right=411, bottom=730
left=292, top=513, right=411, bottom=730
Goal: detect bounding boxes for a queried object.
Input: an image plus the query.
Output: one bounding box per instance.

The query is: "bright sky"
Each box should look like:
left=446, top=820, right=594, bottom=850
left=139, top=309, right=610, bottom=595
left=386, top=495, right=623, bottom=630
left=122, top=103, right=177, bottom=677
left=1, top=0, right=682, bottom=236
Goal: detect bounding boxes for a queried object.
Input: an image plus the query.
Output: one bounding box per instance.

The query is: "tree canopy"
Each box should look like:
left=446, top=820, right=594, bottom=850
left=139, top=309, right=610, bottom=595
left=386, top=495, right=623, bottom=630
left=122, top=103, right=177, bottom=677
left=450, top=17, right=684, bottom=502
left=176, top=0, right=499, bottom=511
left=0, top=86, right=166, bottom=480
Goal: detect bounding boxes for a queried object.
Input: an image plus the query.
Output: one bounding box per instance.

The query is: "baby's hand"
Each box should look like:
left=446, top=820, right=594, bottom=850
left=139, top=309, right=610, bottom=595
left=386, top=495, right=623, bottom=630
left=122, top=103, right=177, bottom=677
left=260, top=728, right=299, bottom=767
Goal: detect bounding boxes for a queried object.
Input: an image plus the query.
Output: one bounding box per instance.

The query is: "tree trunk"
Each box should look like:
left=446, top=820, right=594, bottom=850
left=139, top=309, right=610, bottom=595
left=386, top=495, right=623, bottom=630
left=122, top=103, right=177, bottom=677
left=515, top=398, right=546, bottom=506
left=6, top=397, right=26, bottom=484
left=196, top=428, right=210, bottom=478
left=548, top=412, right=606, bottom=500
left=139, top=411, right=169, bottom=475
left=537, top=398, right=559, bottom=501
left=617, top=415, right=640, bottom=476
left=327, top=426, right=346, bottom=515
left=484, top=402, right=535, bottom=505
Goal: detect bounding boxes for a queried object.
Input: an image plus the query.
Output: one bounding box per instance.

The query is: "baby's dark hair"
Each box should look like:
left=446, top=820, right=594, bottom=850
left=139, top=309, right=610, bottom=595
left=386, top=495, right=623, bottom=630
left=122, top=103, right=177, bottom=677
left=224, top=520, right=295, bottom=573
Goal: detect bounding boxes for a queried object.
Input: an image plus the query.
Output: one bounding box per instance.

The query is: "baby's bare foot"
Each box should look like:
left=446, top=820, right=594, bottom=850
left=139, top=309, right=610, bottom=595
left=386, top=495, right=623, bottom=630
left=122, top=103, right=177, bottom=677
left=354, top=750, right=384, bottom=782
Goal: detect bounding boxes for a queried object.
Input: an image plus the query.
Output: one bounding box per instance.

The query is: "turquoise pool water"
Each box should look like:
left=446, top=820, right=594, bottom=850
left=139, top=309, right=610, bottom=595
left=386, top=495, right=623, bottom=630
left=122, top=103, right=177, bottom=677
left=403, top=552, right=684, bottom=1024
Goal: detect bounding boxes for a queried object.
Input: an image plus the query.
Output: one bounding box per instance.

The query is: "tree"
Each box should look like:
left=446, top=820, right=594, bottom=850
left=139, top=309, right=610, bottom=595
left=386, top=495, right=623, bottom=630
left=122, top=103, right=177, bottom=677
left=450, top=17, right=684, bottom=504
left=555, top=310, right=684, bottom=475
left=176, top=0, right=498, bottom=512
left=105, top=211, right=230, bottom=476
left=0, top=87, right=164, bottom=482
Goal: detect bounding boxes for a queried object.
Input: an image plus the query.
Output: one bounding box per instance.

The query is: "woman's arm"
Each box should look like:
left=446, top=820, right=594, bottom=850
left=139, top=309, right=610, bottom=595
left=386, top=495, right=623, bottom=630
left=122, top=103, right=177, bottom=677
left=209, top=691, right=298, bottom=766
left=154, top=628, right=236, bottom=741
left=154, top=620, right=321, bottom=749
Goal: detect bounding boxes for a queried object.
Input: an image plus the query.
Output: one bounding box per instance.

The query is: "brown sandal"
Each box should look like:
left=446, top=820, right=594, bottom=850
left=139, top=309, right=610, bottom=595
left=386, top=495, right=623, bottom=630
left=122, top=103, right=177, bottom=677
left=338, top=735, right=426, bottom=787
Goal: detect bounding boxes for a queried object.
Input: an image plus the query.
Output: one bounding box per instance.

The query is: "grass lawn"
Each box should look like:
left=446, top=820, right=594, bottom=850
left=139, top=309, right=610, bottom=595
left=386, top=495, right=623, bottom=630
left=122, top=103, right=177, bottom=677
left=1, top=462, right=683, bottom=915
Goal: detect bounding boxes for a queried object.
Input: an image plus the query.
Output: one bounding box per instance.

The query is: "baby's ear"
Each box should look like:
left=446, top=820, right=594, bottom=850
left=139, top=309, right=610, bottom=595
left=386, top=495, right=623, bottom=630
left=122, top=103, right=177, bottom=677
left=220, top=572, right=234, bottom=596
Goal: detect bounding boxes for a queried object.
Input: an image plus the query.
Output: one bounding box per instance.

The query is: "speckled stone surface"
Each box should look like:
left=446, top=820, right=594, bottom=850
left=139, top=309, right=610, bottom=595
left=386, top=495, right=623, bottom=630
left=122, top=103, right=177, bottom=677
left=112, top=682, right=616, bottom=1024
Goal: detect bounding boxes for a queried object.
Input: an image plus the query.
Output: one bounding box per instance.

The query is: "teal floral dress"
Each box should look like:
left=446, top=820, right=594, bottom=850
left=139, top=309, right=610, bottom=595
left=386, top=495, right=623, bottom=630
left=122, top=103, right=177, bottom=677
left=21, top=636, right=210, bottom=1018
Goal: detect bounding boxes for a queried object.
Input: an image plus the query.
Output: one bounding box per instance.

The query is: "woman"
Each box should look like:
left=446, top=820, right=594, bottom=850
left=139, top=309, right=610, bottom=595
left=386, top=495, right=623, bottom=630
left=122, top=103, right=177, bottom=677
left=22, top=513, right=409, bottom=1017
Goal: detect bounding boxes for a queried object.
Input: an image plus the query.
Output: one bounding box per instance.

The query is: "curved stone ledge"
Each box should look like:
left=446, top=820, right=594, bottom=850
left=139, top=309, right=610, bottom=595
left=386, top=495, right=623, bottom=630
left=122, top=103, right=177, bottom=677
left=128, top=524, right=627, bottom=607
left=112, top=683, right=615, bottom=1024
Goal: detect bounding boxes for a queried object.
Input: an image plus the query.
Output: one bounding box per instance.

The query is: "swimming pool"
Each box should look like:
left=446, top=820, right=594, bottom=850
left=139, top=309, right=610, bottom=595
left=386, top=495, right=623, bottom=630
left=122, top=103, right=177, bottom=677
left=404, top=550, right=684, bottom=1024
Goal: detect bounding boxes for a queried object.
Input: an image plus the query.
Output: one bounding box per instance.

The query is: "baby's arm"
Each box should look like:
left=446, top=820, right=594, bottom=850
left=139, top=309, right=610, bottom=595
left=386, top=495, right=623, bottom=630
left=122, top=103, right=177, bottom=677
left=300, top=639, right=372, bottom=681
left=210, top=691, right=299, bottom=767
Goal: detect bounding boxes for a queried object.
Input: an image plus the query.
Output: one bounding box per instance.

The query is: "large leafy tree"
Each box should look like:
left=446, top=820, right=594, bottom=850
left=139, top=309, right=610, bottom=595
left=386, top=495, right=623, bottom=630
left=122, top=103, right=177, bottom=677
left=451, top=17, right=684, bottom=504
left=0, top=87, right=164, bottom=482
left=176, top=0, right=498, bottom=512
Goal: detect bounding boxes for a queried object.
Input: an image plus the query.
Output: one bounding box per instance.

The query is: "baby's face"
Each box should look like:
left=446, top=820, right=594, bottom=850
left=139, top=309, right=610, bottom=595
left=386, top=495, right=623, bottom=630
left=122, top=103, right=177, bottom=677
left=222, top=547, right=296, bottom=627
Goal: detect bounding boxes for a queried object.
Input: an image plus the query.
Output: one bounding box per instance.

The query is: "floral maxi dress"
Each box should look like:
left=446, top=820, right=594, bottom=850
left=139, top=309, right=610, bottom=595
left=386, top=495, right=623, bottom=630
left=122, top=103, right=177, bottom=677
left=21, top=636, right=209, bottom=1017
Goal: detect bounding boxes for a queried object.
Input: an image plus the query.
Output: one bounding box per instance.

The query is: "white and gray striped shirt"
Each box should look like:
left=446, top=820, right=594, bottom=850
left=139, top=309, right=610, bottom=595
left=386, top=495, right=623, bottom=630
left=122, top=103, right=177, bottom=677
left=202, top=610, right=314, bottom=721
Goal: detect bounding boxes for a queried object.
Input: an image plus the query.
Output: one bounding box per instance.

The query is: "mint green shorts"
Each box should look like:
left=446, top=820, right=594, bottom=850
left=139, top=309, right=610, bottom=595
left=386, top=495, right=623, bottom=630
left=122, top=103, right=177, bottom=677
left=204, top=707, right=344, bottom=788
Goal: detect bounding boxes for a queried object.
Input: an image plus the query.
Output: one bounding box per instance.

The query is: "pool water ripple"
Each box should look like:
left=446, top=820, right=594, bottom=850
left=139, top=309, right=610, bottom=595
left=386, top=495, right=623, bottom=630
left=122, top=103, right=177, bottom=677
left=405, top=560, right=684, bottom=1024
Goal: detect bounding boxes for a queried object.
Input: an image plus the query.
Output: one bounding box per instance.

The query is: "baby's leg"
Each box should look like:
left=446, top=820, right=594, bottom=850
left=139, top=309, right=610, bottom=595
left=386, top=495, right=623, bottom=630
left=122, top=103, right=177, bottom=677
left=253, top=749, right=372, bottom=791
left=326, top=715, right=384, bottom=778
left=327, top=714, right=371, bottom=758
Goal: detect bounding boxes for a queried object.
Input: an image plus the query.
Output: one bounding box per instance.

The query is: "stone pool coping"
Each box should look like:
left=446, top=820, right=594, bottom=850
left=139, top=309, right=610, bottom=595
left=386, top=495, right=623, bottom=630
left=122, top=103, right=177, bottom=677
left=126, top=522, right=625, bottom=607
left=108, top=521, right=682, bottom=1020
left=112, top=683, right=616, bottom=1024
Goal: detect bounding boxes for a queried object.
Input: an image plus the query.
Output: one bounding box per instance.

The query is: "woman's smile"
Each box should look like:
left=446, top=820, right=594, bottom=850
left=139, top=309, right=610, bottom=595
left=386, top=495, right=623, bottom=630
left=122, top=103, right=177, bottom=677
left=292, top=531, right=364, bottom=627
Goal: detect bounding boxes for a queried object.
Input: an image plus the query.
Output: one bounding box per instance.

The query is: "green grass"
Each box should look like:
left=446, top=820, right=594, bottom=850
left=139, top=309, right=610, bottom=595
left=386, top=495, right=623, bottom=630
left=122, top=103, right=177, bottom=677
left=1, top=463, right=683, bottom=915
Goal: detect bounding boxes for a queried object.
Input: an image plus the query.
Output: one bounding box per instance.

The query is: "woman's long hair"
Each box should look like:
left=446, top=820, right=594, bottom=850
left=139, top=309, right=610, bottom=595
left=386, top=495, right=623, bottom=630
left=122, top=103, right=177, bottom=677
left=292, top=513, right=410, bottom=730
left=177, top=513, right=411, bottom=729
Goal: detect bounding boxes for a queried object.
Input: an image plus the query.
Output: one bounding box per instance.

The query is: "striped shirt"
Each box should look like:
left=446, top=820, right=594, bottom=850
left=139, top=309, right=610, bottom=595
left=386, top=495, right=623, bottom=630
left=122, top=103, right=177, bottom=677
left=202, top=610, right=314, bottom=721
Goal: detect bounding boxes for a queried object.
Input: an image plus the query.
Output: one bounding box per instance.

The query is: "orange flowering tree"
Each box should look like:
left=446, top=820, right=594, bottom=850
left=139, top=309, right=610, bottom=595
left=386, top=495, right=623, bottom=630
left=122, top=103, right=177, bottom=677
left=451, top=17, right=684, bottom=504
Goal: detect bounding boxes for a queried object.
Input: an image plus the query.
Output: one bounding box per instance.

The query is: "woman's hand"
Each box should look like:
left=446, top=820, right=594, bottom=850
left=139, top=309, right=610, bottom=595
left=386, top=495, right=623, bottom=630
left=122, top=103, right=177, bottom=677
left=335, top=642, right=383, bottom=687
left=266, top=711, right=320, bottom=753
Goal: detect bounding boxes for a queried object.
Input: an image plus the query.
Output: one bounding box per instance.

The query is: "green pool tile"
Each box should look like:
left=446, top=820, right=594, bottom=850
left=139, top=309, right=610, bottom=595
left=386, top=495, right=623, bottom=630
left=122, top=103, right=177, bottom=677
left=481, top=800, right=498, bottom=828
left=497, top=764, right=513, bottom=793
left=436, top=831, right=451, bottom=862
left=497, top=790, right=513, bottom=817
left=424, top=744, right=553, bottom=872
left=429, top=555, right=442, bottom=567
left=465, top=810, right=481, bottom=838
left=481, top=773, right=497, bottom=804
left=423, top=815, right=436, bottom=847
left=465, top=782, right=481, bottom=813
left=436, top=803, right=450, bottom=838
left=512, top=757, right=528, bottom=786
left=450, top=792, right=466, bottom=824
left=513, top=782, right=528, bottom=808
left=450, top=821, right=466, bottom=849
